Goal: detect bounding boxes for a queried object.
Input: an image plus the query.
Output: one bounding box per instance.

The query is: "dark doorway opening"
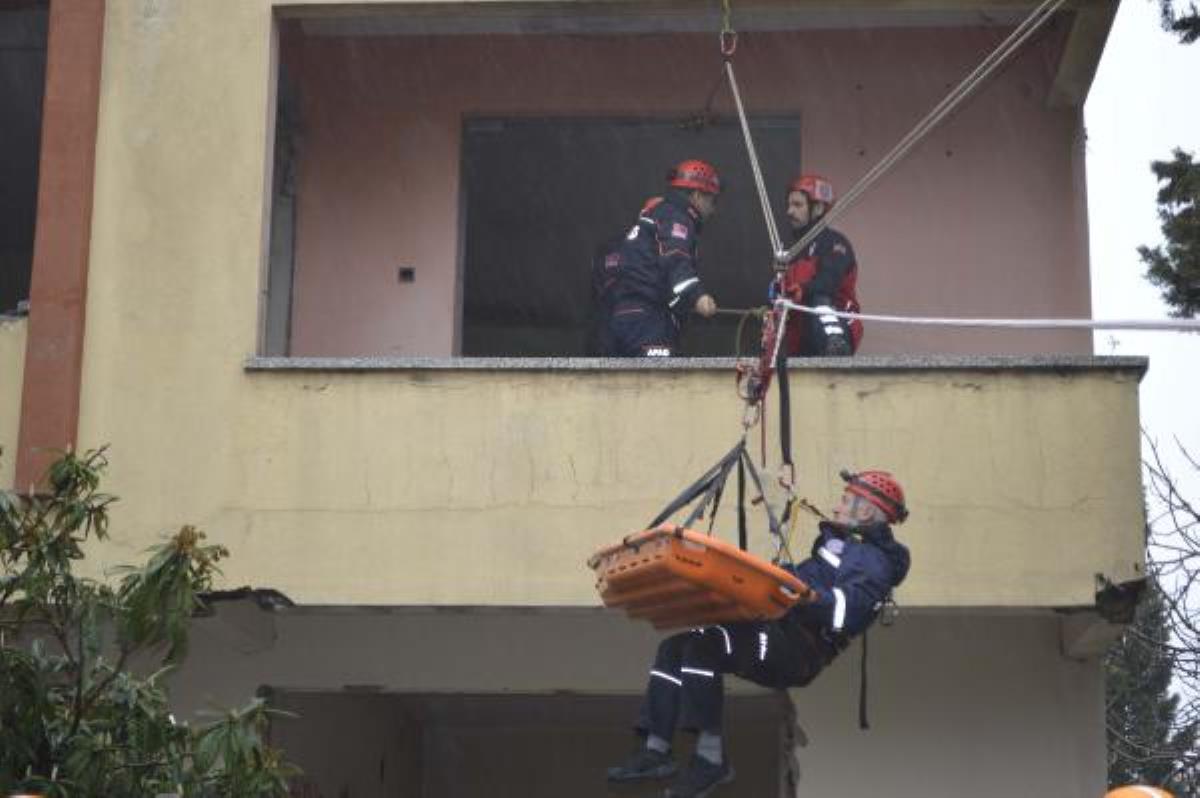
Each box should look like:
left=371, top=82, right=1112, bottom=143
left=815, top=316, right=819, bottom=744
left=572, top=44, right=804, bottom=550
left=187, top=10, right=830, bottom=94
left=268, top=690, right=788, bottom=797
left=0, top=1, right=47, bottom=316
left=460, top=115, right=801, bottom=356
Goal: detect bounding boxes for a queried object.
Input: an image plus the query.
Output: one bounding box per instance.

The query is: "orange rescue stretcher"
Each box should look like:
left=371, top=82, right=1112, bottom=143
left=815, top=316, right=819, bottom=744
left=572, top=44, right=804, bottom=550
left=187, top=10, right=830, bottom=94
left=588, top=522, right=816, bottom=630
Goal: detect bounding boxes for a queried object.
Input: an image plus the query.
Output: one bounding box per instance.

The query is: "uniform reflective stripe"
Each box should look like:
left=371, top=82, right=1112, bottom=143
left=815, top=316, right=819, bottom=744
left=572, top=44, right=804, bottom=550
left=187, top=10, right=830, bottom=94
left=651, top=670, right=682, bottom=686
left=832, top=588, right=847, bottom=631
left=673, top=277, right=700, bottom=295
left=715, top=625, right=732, bottom=654
left=668, top=294, right=684, bottom=308
left=681, top=667, right=715, bottom=678
left=758, top=631, right=768, bottom=660
left=818, top=547, right=841, bottom=568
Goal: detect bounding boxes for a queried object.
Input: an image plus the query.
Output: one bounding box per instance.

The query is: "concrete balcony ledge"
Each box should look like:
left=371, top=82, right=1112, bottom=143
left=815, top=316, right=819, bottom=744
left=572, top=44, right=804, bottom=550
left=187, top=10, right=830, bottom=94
left=245, top=354, right=1148, bottom=375
left=225, top=351, right=1149, bottom=608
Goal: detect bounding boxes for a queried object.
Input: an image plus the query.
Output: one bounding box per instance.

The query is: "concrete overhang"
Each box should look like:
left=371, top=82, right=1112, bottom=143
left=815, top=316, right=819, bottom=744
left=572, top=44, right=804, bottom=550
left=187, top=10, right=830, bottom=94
left=282, top=0, right=1117, bottom=106
left=235, top=354, right=1148, bottom=610
left=282, top=0, right=1087, bottom=31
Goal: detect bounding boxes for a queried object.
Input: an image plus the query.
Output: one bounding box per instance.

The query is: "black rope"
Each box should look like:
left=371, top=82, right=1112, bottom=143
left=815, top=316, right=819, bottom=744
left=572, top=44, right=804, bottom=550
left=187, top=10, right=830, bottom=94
left=775, top=342, right=793, bottom=474
left=858, top=631, right=870, bottom=730
left=737, top=454, right=747, bottom=551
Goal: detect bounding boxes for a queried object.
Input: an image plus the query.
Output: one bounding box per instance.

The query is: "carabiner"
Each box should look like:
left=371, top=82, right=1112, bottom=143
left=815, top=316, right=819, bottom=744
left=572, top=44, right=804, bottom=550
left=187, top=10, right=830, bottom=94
left=720, top=29, right=738, bottom=58
left=778, top=461, right=796, bottom=494
left=741, top=401, right=761, bottom=430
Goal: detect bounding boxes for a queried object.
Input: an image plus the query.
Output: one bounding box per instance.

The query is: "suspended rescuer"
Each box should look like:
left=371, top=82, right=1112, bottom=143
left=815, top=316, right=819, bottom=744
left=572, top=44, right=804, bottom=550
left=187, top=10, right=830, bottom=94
left=592, top=160, right=721, bottom=357
left=771, top=174, right=863, bottom=356
left=607, top=470, right=910, bottom=798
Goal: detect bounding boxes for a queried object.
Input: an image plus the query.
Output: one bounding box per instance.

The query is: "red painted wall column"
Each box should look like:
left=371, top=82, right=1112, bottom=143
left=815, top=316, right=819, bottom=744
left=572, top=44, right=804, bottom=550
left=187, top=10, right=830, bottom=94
left=14, top=0, right=106, bottom=490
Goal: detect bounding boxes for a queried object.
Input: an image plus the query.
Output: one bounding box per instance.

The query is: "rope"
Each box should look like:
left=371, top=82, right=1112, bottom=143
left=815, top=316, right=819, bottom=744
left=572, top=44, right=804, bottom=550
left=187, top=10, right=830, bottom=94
left=725, top=60, right=784, bottom=256
left=715, top=0, right=783, bottom=257
left=778, top=0, right=1069, bottom=266
left=776, top=300, right=1200, bottom=332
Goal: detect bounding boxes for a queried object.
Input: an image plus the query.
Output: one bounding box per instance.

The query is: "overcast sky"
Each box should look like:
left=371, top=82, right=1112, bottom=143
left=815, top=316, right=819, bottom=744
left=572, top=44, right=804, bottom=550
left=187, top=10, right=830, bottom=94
left=1085, top=0, right=1200, bottom=488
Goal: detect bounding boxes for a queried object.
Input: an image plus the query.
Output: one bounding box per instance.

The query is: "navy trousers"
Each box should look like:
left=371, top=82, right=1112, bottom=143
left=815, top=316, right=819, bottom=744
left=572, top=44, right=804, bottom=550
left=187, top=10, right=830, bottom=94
left=636, top=621, right=832, bottom=738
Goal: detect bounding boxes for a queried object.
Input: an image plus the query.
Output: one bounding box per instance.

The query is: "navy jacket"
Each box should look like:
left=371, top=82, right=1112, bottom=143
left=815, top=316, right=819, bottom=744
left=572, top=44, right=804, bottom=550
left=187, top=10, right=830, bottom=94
left=610, top=190, right=707, bottom=324
left=784, top=521, right=910, bottom=639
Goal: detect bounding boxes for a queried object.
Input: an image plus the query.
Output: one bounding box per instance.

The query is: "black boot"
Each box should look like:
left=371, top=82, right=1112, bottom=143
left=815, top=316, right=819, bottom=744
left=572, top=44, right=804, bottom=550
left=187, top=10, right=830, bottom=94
left=823, top=332, right=851, bottom=356
left=606, top=747, right=678, bottom=782
left=664, top=754, right=734, bottom=797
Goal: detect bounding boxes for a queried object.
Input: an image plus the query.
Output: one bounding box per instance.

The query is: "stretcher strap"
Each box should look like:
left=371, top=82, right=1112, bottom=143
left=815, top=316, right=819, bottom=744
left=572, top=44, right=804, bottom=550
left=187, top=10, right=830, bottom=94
left=646, top=439, right=784, bottom=550
left=648, top=440, right=745, bottom=530
left=738, top=446, right=781, bottom=540
left=682, top=451, right=740, bottom=531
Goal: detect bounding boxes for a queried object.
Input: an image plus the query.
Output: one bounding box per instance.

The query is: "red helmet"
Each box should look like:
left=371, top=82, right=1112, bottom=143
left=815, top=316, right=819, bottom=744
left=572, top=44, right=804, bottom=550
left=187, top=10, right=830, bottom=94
left=668, top=159, right=721, bottom=195
left=789, top=174, right=836, bottom=206
left=841, top=469, right=908, bottom=523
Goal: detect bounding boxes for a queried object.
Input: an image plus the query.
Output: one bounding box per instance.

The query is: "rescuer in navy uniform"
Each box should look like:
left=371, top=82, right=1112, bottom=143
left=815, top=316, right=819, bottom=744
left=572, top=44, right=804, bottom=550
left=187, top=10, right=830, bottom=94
left=598, top=160, right=721, bottom=357
left=607, top=470, right=911, bottom=798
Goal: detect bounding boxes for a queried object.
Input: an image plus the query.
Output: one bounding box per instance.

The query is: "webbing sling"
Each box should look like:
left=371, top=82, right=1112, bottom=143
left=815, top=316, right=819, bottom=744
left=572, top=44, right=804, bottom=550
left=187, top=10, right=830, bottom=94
left=645, top=439, right=784, bottom=553
left=647, top=440, right=744, bottom=531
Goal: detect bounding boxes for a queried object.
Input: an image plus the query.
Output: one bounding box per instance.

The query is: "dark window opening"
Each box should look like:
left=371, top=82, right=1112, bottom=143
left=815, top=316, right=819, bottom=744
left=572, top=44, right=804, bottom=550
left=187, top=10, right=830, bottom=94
left=0, top=1, right=47, bottom=316
left=460, top=116, right=801, bottom=357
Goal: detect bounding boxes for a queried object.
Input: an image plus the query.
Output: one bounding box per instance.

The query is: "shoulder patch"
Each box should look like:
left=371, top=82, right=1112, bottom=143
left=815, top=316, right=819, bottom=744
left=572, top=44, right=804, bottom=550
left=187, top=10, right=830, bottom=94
left=671, top=222, right=689, bottom=240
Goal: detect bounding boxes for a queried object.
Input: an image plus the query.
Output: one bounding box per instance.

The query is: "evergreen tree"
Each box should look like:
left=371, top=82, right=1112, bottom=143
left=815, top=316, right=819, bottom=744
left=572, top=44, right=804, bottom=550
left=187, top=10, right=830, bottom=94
left=0, top=448, right=297, bottom=796
left=1138, top=149, right=1200, bottom=317
left=1106, top=577, right=1199, bottom=791
left=1156, top=1, right=1200, bottom=43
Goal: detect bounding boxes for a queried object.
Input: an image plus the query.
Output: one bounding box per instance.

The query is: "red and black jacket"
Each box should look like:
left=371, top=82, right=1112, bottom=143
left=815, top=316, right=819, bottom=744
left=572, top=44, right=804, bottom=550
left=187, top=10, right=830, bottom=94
left=778, top=225, right=863, bottom=354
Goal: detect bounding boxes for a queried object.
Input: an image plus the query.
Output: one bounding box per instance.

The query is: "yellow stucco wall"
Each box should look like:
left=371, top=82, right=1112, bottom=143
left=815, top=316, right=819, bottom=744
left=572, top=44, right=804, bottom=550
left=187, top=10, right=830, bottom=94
left=77, top=356, right=1144, bottom=608
left=0, top=317, right=26, bottom=490
left=75, top=1, right=1144, bottom=608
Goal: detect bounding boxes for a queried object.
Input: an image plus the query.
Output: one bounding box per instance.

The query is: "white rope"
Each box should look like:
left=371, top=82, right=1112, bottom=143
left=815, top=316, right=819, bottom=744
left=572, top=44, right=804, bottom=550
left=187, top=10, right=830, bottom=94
left=779, top=0, right=1069, bottom=266
left=776, top=300, right=1200, bottom=332
left=725, top=60, right=783, bottom=256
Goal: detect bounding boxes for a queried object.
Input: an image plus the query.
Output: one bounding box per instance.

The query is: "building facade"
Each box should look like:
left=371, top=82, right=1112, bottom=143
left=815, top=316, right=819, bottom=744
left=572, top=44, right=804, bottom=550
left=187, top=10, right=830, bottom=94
left=1, top=1, right=1141, bottom=796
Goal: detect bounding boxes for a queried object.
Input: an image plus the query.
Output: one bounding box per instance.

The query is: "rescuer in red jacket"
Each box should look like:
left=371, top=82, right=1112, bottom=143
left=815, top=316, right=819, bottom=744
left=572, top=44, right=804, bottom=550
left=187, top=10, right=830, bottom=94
left=773, top=174, right=863, bottom=356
